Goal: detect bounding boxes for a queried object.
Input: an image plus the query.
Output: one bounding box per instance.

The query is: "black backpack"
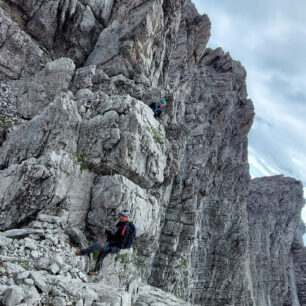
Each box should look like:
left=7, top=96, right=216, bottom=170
left=123, top=222, right=136, bottom=249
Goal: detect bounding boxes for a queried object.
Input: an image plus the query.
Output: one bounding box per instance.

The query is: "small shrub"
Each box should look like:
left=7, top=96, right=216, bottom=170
left=115, top=253, right=130, bottom=264
left=77, top=153, right=88, bottom=171
left=0, top=115, right=20, bottom=128
left=151, top=128, right=164, bottom=144
left=80, top=162, right=88, bottom=171
left=12, top=260, right=30, bottom=270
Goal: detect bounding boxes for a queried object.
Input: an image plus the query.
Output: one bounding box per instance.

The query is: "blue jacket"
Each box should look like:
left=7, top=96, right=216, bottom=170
left=149, top=103, right=163, bottom=118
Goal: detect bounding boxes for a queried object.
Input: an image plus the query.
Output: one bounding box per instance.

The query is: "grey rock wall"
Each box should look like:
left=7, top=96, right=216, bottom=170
left=0, top=0, right=305, bottom=305
left=0, top=4, right=48, bottom=81
left=247, top=176, right=305, bottom=306
left=291, top=222, right=306, bottom=306
left=149, top=46, right=255, bottom=304
left=16, top=58, right=75, bottom=119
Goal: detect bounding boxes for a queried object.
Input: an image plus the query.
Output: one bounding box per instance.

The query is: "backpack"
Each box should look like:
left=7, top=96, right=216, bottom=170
left=123, top=222, right=136, bottom=249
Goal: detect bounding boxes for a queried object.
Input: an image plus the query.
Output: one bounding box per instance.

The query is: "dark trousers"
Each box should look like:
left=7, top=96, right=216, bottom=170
left=80, top=242, right=120, bottom=273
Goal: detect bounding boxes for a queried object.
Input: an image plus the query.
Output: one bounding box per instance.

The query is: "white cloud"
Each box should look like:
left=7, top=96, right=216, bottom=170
left=249, top=148, right=280, bottom=177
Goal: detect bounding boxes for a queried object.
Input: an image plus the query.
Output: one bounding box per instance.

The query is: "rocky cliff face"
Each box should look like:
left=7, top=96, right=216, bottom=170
left=247, top=176, right=305, bottom=306
left=0, top=0, right=305, bottom=305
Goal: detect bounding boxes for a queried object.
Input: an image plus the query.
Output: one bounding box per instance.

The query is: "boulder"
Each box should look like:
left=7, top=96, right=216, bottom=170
left=23, top=285, right=40, bottom=305
left=17, top=271, right=30, bottom=280
left=2, top=228, right=45, bottom=238
left=2, top=286, right=25, bottom=306
left=17, top=58, right=75, bottom=119
left=0, top=234, right=12, bottom=247
left=25, top=1, right=59, bottom=49
left=135, top=284, right=194, bottom=305
left=78, top=95, right=171, bottom=188
left=65, top=227, right=88, bottom=249
left=89, top=174, right=160, bottom=238
left=30, top=271, right=48, bottom=292
left=0, top=96, right=95, bottom=228
left=0, top=158, right=56, bottom=230
left=4, top=262, right=25, bottom=274
left=82, top=0, right=114, bottom=26
left=24, top=238, right=37, bottom=250
left=0, top=7, right=48, bottom=80
left=53, top=296, right=66, bottom=306
left=49, top=263, right=60, bottom=275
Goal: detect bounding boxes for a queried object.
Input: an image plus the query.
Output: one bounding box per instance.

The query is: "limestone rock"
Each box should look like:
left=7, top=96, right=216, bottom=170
left=2, top=228, right=44, bottom=239
left=0, top=234, right=13, bottom=247
left=53, top=296, right=66, bottom=306
left=76, top=300, right=83, bottom=306
left=247, top=176, right=305, bottom=306
left=292, top=225, right=306, bottom=305
left=17, top=271, right=30, bottom=281
left=7, top=0, right=103, bottom=65
left=30, top=271, right=48, bottom=292
left=86, top=0, right=181, bottom=86
left=0, top=159, right=55, bottom=230
left=149, top=28, right=254, bottom=305
left=2, top=286, right=24, bottom=306
left=135, top=284, right=195, bottom=305
left=89, top=174, right=161, bottom=239
left=73, top=65, right=97, bottom=90
left=0, top=7, right=48, bottom=80
left=17, top=58, right=75, bottom=119
left=87, top=283, right=131, bottom=306
left=51, top=2, right=103, bottom=65
left=0, top=95, right=95, bottom=228
left=82, top=0, right=114, bottom=26
left=0, top=92, right=81, bottom=168
left=78, top=95, right=171, bottom=188
left=4, top=262, right=25, bottom=274
left=0, top=0, right=304, bottom=305
left=24, top=238, right=37, bottom=250
left=25, top=1, right=59, bottom=50
left=5, top=0, right=45, bottom=19
left=23, top=285, right=40, bottom=305
left=24, top=278, right=34, bottom=286
left=65, top=227, right=88, bottom=249
left=52, top=255, right=64, bottom=267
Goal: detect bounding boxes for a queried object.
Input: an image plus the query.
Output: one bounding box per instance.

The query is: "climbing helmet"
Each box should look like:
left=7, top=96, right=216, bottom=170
left=119, top=211, right=130, bottom=217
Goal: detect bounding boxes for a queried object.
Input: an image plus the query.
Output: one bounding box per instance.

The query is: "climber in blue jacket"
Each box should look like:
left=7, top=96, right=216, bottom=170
left=149, top=99, right=166, bottom=118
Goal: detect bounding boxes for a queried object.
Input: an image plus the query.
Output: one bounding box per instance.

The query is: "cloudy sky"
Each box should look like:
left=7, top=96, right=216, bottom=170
left=191, top=0, right=306, bottom=233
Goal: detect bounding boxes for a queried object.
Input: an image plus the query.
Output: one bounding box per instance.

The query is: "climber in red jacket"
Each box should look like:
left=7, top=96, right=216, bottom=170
left=75, top=211, right=134, bottom=276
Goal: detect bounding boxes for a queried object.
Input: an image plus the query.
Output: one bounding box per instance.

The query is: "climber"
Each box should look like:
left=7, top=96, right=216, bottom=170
left=149, top=99, right=166, bottom=118
left=75, top=211, right=136, bottom=276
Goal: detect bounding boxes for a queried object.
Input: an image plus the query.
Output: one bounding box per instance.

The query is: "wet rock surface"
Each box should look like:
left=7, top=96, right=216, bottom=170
left=0, top=0, right=305, bottom=305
